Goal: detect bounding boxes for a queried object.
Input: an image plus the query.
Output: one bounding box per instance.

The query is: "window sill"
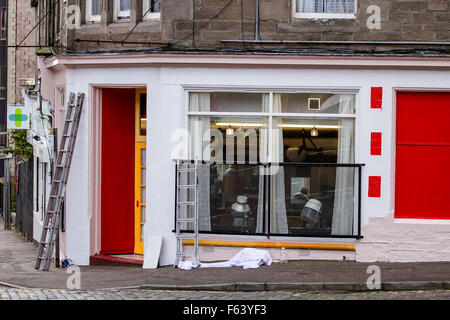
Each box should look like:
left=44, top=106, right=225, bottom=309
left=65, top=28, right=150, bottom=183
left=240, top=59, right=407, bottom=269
left=292, top=13, right=356, bottom=20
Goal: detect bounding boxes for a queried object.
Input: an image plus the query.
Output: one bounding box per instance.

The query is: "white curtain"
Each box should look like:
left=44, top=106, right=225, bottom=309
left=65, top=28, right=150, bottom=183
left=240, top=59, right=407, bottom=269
left=256, top=95, right=269, bottom=233
left=189, top=93, right=211, bottom=232
left=296, top=0, right=355, bottom=13
left=331, top=95, right=355, bottom=235
left=270, top=94, right=288, bottom=234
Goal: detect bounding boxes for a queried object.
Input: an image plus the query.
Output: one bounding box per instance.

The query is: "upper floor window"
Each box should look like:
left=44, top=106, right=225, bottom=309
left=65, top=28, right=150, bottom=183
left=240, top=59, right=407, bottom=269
left=293, top=0, right=357, bottom=19
left=115, top=0, right=131, bottom=20
left=86, top=0, right=102, bottom=23
left=143, top=0, right=161, bottom=20
left=0, top=7, right=6, bottom=40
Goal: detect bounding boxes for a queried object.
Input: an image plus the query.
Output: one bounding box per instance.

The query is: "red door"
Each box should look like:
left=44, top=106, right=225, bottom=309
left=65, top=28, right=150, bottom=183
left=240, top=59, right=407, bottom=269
left=101, top=88, right=136, bottom=254
left=395, top=92, right=450, bottom=219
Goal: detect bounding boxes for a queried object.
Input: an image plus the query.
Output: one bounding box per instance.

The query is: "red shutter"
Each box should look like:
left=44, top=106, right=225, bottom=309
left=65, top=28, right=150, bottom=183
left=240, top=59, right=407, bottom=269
left=395, top=92, right=450, bottom=219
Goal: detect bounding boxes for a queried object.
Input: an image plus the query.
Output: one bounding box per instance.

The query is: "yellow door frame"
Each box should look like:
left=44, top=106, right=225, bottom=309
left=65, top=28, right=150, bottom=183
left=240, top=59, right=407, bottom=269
left=135, top=88, right=147, bottom=254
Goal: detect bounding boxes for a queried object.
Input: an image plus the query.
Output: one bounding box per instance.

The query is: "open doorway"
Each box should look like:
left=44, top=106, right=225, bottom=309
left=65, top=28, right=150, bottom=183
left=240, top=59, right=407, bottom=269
left=99, top=88, right=147, bottom=257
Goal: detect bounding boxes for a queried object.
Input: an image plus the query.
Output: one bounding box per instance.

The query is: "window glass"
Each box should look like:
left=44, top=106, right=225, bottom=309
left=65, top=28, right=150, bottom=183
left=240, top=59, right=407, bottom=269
left=120, top=0, right=131, bottom=11
left=139, top=93, right=147, bottom=136
left=277, top=93, right=355, bottom=114
left=295, top=0, right=356, bottom=14
left=189, top=92, right=267, bottom=113
left=144, top=0, right=161, bottom=13
left=91, top=0, right=102, bottom=16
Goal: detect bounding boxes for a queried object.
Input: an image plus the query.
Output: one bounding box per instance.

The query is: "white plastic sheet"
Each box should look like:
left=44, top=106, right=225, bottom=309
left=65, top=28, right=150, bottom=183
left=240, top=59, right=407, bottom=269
left=199, top=248, right=273, bottom=270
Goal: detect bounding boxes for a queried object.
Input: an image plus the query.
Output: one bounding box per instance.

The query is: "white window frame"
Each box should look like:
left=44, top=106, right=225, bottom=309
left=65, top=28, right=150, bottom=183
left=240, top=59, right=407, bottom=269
left=86, top=0, right=101, bottom=23
left=184, top=86, right=361, bottom=238
left=292, top=0, right=357, bottom=20
left=143, top=0, right=161, bottom=21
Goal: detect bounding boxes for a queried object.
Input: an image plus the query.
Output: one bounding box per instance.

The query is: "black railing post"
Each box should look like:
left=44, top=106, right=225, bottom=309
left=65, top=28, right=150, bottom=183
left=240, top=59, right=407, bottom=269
left=357, top=165, right=362, bottom=238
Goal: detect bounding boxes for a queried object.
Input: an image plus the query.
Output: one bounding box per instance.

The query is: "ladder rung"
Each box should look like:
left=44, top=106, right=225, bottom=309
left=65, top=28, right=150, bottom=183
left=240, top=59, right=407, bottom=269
left=177, top=234, right=198, bottom=240
left=178, top=185, right=197, bottom=189
left=177, top=202, right=197, bottom=205
left=178, top=168, right=197, bottom=172
left=176, top=218, right=197, bottom=223
left=176, top=252, right=196, bottom=257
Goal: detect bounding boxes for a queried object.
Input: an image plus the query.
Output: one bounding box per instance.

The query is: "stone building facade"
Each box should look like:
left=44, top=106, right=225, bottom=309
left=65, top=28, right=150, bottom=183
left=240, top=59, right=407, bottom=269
left=65, top=0, right=449, bottom=54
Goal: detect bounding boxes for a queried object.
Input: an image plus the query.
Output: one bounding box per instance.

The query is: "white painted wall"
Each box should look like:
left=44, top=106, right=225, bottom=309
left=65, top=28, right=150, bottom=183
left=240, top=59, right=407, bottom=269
left=46, top=63, right=450, bottom=265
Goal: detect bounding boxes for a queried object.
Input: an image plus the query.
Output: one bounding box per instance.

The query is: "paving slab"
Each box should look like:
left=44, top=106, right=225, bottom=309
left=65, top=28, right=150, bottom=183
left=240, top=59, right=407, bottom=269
left=1, top=221, right=450, bottom=291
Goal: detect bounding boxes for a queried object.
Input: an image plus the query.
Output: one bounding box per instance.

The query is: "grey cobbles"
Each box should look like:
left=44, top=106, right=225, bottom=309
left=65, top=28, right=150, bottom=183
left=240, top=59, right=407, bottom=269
left=0, top=287, right=449, bottom=300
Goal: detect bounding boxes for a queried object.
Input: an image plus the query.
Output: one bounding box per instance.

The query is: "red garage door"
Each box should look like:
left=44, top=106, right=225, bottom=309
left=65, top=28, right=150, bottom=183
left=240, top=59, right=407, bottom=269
left=395, top=92, right=450, bottom=219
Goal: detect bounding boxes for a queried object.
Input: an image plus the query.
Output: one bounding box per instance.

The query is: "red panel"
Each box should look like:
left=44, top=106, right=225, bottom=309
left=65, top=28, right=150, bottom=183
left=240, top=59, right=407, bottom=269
left=371, top=132, right=382, bottom=156
left=101, top=88, right=135, bottom=254
left=397, top=92, right=450, bottom=145
left=371, top=87, right=383, bottom=109
left=395, top=145, right=450, bottom=219
left=368, top=176, right=381, bottom=198
left=396, top=92, right=450, bottom=219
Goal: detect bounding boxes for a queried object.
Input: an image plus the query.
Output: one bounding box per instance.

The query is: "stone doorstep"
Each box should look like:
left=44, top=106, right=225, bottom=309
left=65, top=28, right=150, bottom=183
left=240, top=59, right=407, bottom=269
left=140, top=281, right=450, bottom=292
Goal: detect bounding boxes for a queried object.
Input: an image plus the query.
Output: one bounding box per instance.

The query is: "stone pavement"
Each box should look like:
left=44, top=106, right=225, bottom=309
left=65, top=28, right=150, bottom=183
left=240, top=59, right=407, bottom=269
left=1, top=221, right=450, bottom=292
left=0, top=287, right=449, bottom=300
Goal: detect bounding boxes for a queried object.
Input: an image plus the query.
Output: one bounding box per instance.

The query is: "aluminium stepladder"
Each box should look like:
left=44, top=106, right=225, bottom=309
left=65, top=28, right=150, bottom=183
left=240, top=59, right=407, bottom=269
left=174, top=160, right=200, bottom=268
left=35, top=92, right=85, bottom=271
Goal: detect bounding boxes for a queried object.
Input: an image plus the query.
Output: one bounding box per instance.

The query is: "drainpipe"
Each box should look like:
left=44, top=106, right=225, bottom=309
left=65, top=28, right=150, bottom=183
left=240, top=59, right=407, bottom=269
left=255, top=0, right=259, bottom=41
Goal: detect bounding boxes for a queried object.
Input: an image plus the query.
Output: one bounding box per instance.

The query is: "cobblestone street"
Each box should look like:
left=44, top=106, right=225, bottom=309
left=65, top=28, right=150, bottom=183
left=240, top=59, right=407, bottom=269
left=0, top=287, right=449, bottom=300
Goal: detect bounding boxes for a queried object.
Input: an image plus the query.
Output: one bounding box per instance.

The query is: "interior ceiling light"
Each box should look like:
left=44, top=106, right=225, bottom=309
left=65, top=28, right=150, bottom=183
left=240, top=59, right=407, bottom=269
left=279, top=124, right=340, bottom=129
left=311, top=126, right=319, bottom=137
left=226, top=125, right=235, bottom=136
left=215, top=122, right=263, bottom=128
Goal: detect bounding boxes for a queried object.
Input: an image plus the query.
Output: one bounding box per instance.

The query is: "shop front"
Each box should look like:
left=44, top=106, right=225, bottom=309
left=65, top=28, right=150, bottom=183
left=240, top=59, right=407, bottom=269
left=39, top=54, right=450, bottom=266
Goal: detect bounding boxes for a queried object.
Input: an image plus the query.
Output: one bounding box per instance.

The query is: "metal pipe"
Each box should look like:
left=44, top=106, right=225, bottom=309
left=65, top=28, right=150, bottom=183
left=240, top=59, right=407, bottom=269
left=255, top=0, right=259, bottom=41
left=221, top=39, right=450, bottom=46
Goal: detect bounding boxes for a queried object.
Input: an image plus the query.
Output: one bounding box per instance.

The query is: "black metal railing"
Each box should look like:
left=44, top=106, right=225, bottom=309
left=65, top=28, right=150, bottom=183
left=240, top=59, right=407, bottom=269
left=175, top=160, right=364, bottom=239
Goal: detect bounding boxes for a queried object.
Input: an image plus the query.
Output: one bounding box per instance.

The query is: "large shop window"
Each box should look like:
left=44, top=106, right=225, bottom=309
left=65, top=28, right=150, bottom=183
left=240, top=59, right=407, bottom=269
left=186, top=91, right=359, bottom=238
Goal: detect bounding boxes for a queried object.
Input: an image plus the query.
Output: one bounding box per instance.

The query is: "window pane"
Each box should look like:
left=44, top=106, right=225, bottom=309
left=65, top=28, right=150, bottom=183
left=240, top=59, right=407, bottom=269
left=141, top=168, right=146, bottom=185
left=189, top=92, right=268, bottom=113
left=141, top=206, right=146, bottom=223
left=120, top=0, right=130, bottom=11
left=189, top=116, right=266, bottom=163
left=270, top=164, right=355, bottom=236
left=276, top=93, right=355, bottom=114
left=139, top=93, right=147, bottom=136
left=92, top=0, right=102, bottom=16
left=326, top=0, right=356, bottom=13
left=296, top=0, right=325, bottom=13
left=151, top=0, right=161, bottom=13
left=141, top=148, right=146, bottom=166
left=276, top=117, right=355, bottom=163
left=296, top=0, right=355, bottom=13
left=141, top=187, right=146, bottom=204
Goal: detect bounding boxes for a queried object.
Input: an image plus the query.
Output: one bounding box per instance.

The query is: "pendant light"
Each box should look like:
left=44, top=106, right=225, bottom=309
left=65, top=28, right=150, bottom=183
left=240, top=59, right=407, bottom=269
left=226, top=125, right=235, bottom=136
left=311, top=126, right=319, bottom=137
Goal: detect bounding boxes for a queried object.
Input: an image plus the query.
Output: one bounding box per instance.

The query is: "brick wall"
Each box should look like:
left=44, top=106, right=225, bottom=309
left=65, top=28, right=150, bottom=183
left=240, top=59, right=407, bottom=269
left=66, top=0, right=449, bottom=53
